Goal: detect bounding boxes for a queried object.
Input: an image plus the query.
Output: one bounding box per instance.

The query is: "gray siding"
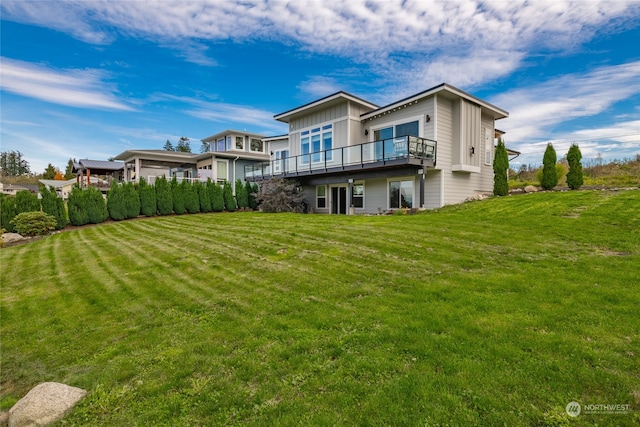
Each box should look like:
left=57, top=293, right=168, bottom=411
left=333, top=118, right=349, bottom=148
left=289, top=102, right=348, bottom=132
left=362, top=178, right=387, bottom=214
left=424, top=170, right=442, bottom=209
left=269, top=139, right=289, bottom=153
left=364, top=97, right=434, bottom=142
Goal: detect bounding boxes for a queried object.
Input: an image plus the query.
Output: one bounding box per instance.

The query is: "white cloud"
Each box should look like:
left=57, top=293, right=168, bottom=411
left=297, top=76, right=342, bottom=98
left=0, top=57, right=134, bottom=111
left=3, top=0, right=638, bottom=89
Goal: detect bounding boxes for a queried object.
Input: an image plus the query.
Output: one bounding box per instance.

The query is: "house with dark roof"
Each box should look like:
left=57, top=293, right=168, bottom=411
left=111, top=82, right=511, bottom=213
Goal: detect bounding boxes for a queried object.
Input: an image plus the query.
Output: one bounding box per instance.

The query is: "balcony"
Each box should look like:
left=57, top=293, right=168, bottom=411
left=246, top=136, right=436, bottom=180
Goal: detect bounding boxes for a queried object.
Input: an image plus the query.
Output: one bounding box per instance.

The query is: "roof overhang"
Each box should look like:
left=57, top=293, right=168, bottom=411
left=275, top=91, right=378, bottom=123
left=113, top=150, right=197, bottom=163
left=361, top=83, right=509, bottom=121
left=201, top=130, right=266, bottom=143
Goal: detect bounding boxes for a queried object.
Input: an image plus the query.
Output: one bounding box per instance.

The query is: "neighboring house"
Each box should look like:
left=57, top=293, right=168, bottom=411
left=73, top=159, right=124, bottom=189
left=113, top=130, right=269, bottom=185
left=0, top=182, right=30, bottom=196
left=39, top=179, right=76, bottom=200
left=110, top=82, right=511, bottom=214
left=248, top=82, right=509, bottom=213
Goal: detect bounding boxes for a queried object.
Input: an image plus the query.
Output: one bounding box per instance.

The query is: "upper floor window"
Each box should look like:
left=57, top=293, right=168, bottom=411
left=301, top=125, right=332, bottom=164
left=236, top=136, right=244, bottom=150
left=250, top=138, right=263, bottom=152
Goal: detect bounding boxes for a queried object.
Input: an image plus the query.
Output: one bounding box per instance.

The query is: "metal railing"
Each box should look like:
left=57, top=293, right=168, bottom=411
left=245, top=136, right=436, bottom=179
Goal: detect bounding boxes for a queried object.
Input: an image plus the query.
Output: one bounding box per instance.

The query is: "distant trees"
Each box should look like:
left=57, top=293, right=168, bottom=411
left=493, top=137, right=509, bottom=196
left=163, top=137, right=191, bottom=153
left=64, top=158, right=76, bottom=180
left=42, top=163, right=57, bottom=180
left=541, top=143, right=558, bottom=190
left=163, top=140, right=174, bottom=151
left=566, top=144, right=584, bottom=190
left=0, top=150, right=31, bottom=177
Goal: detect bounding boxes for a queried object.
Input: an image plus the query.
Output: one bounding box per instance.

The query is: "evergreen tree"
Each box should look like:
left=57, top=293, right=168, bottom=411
left=235, top=179, right=249, bottom=209
left=138, top=178, right=157, bottom=217
left=86, top=186, right=109, bottom=224
left=183, top=180, right=200, bottom=213
left=107, top=181, right=126, bottom=221
left=68, top=186, right=89, bottom=226
left=155, top=176, right=173, bottom=215
left=223, top=181, right=236, bottom=211
left=64, top=158, right=76, bottom=180
left=0, top=150, right=31, bottom=177
left=566, top=144, right=584, bottom=190
left=42, top=163, right=57, bottom=179
left=15, top=190, right=40, bottom=215
left=210, top=181, right=225, bottom=212
left=123, top=181, right=141, bottom=219
left=40, top=185, right=67, bottom=229
left=196, top=181, right=212, bottom=213
left=176, top=137, right=191, bottom=153
left=171, top=177, right=186, bottom=215
left=163, top=139, right=175, bottom=151
left=493, top=137, right=509, bottom=196
left=0, top=194, right=17, bottom=232
left=541, top=143, right=558, bottom=190
left=251, top=183, right=259, bottom=210
left=245, top=181, right=257, bottom=210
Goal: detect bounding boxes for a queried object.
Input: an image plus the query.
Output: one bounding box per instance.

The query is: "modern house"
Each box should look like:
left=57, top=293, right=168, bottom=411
left=247, top=82, right=509, bottom=213
left=111, top=82, right=510, bottom=214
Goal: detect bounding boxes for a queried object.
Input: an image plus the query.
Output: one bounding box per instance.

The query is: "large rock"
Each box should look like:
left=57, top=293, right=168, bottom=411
left=1, top=233, right=24, bottom=245
left=524, top=185, right=538, bottom=193
left=8, top=382, right=86, bottom=427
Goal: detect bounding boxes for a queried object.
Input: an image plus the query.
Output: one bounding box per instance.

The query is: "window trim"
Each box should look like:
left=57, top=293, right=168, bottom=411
left=235, top=136, right=244, bottom=150
left=316, top=185, right=327, bottom=209
left=387, top=177, right=415, bottom=210
left=352, top=182, right=364, bottom=209
left=370, top=115, right=424, bottom=142
left=299, top=122, right=333, bottom=164
left=215, top=159, right=229, bottom=184
left=250, top=137, right=264, bottom=153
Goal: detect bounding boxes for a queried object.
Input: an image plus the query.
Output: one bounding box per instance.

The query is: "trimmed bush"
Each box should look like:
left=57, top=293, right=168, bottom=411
left=68, top=186, right=89, bottom=226
left=196, top=181, right=212, bottom=213
left=223, top=181, right=236, bottom=211
left=209, top=181, right=225, bottom=212
left=566, top=144, right=584, bottom=190
left=15, top=190, right=40, bottom=215
left=171, top=177, right=186, bottom=215
left=123, top=182, right=141, bottom=219
left=138, top=178, right=157, bottom=217
left=107, top=181, right=127, bottom=221
left=0, top=194, right=17, bottom=233
left=10, top=211, right=56, bottom=236
left=493, top=138, right=509, bottom=196
left=235, top=179, right=249, bottom=209
left=183, top=180, right=200, bottom=214
left=86, top=186, right=108, bottom=224
left=250, top=183, right=259, bottom=210
left=40, top=185, right=67, bottom=229
left=541, top=143, right=558, bottom=190
left=257, top=178, right=305, bottom=213
left=155, top=176, right=173, bottom=215
left=245, top=181, right=257, bottom=210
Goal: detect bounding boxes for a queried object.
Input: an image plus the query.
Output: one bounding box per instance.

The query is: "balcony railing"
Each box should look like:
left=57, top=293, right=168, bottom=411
left=246, top=136, right=436, bottom=180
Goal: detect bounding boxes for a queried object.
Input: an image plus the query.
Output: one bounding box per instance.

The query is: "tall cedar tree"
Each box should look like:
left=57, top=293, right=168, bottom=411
left=138, top=178, right=157, bottom=216
left=107, top=181, right=127, bottom=220
left=245, top=181, right=257, bottom=210
left=15, top=190, right=40, bottom=215
left=171, top=177, right=186, bottom=214
left=566, top=144, right=584, bottom=190
left=64, top=159, right=75, bottom=180
left=42, top=163, right=57, bottom=179
left=196, top=181, right=212, bottom=213
left=68, top=186, right=89, bottom=226
left=223, top=181, right=236, bottom=211
left=40, top=185, right=67, bottom=229
left=210, top=181, right=225, bottom=212
left=183, top=180, right=200, bottom=213
left=541, top=143, right=558, bottom=190
left=155, top=176, right=173, bottom=215
left=0, top=194, right=17, bottom=232
left=493, top=137, right=509, bottom=196
left=251, top=183, right=259, bottom=209
left=85, top=186, right=108, bottom=224
left=123, top=182, right=140, bottom=218
left=235, top=179, right=249, bottom=209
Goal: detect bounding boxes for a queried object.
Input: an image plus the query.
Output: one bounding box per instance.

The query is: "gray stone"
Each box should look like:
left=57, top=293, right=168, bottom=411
left=1, top=233, right=24, bottom=244
left=524, top=185, right=538, bottom=193
left=8, top=382, right=86, bottom=427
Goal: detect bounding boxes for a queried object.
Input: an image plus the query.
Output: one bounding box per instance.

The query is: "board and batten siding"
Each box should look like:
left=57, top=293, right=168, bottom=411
left=364, top=97, right=435, bottom=142
left=423, top=170, right=443, bottom=210
left=289, top=102, right=348, bottom=132
left=268, top=139, right=289, bottom=154
left=362, top=178, right=388, bottom=214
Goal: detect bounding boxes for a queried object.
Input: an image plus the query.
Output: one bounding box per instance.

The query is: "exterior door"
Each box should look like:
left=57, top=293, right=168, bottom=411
left=331, top=186, right=347, bottom=214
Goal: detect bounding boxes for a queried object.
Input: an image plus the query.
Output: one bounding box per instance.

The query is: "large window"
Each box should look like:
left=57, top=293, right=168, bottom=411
left=389, top=180, right=413, bottom=209
left=216, top=160, right=228, bottom=184
left=301, top=125, right=332, bottom=164
left=352, top=183, right=364, bottom=208
left=235, top=136, right=244, bottom=150
left=250, top=138, right=263, bottom=152
left=274, top=150, right=289, bottom=173
left=217, top=138, right=225, bottom=152
left=317, top=185, right=326, bottom=208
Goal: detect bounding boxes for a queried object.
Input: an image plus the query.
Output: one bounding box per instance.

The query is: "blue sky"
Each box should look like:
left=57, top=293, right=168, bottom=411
left=1, top=0, right=639, bottom=174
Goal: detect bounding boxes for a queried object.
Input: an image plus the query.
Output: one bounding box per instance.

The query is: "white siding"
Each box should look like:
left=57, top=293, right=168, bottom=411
left=289, top=102, right=348, bottom=132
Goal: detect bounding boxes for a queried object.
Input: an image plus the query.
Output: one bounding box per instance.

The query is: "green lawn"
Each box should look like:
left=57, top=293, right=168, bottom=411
left=1, top=190, right=639, bottom=426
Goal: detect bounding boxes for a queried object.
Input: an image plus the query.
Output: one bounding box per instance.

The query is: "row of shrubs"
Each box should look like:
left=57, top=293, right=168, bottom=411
left=0, top=177, right=260, bottom=235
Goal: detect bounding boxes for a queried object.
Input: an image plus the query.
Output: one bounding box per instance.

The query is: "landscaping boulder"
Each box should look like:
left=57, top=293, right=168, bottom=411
left=1, top=233, right=24, bottom=245
left=524, top=185, right=538, bottom=193
left=8, top=382, right=86, bottom=427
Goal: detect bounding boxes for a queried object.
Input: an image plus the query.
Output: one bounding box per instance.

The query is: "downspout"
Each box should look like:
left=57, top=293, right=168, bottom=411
left=233, top=156, right=240, bottom=194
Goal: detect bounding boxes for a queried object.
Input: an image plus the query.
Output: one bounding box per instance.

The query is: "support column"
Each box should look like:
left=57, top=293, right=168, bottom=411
left=419, top=168, right=425, bottom=208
